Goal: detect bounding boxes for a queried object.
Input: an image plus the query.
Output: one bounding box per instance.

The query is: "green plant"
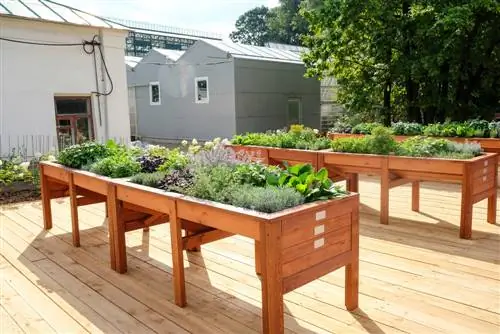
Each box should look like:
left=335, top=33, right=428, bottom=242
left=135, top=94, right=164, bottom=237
left=89, top=154, right=141, bottom=178
left=185, top=165, right=241, bottom=204
left=234, top=163, right=281, bottom=187
left=57, top=141, right=109, bottom=168
left=130, top=171, right=167, bottom=188
left=159, top=168, right=194, bottom=193
left=0, top=158, right=33, bottom=187
left=351, top=122, right=382, bottom=134
left=229, top=184, right=305, bottom=213
left=396, top=137, right=481, bottom=159
left=266, top=163, right=347, bottom=202
left=157, top=148, right=189, bottom=172
left=390, top=122, right=423, bottom=136
left=367, top=126, right=397, bottom=154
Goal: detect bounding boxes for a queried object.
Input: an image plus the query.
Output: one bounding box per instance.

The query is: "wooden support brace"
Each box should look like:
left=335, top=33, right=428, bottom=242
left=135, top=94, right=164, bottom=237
left=380, top=159, right=390, bottom=225
left=412, top=181, right=420, bottom=212
left=345, top=210, right=359, bottom=311
left=76, top=196, right=105, bottom=207
left=182, top=229, right=233, bottom=250
left=460, top=164, right=473, bottom=239
left=107, top=184, right=127, bottom=273
left=487, top=158, right=498, bottom=224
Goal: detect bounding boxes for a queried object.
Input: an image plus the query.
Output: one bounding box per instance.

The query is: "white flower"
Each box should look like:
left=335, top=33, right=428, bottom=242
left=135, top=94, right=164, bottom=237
left=34, top=152, right=42, bottom=159
left=191, top=138, right=198, bottom=145
left=47, top=155, right=56, bottom=161
left=0, top=160, right=3, bottom=166
left=276, top=129, right=282, bottom=134
left=212, top=137, right=221, bottom=144
left=313, top=129, right=319, bottom=134
left=221, top=138, right=230, bottom=145
left=181, top=140, right=188, bottom=146
left=204, top=141, right=214, bottom=149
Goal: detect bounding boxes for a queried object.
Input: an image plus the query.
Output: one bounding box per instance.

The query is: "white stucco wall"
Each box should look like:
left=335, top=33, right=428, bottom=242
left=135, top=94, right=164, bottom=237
left=0, top=16, right=130, bottom=156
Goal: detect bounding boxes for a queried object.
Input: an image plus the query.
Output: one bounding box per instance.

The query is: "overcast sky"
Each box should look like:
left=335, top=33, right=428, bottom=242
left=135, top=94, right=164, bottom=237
left=61, top=0, right=280, bottom=39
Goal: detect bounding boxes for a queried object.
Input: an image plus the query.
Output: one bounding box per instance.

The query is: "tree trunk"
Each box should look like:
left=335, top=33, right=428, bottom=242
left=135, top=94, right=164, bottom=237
left=403, top=0, right=420, bottom=123
left=382, top=80, right=392, bottom=126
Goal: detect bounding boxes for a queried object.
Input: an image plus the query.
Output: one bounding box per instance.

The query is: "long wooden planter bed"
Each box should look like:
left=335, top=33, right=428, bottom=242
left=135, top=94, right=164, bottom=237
left=228, top=146, right=498, bottom=239
left=39, top=161, right=360, bottom=334
left=328, top=133, right=500, bottom=161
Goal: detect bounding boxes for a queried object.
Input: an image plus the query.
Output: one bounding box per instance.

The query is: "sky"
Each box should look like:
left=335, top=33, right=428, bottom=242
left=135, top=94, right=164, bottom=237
left=61, top=0, right=280, bottom=39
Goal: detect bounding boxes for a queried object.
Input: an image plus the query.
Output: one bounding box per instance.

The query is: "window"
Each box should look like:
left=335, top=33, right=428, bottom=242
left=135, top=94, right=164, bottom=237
left=149, top=81, right=161, bottom=105
left=287, top=98, right=302, bottom=125
left=195, top=77, right=209, bottom=103
left=54, top=96, right=94, bottom=150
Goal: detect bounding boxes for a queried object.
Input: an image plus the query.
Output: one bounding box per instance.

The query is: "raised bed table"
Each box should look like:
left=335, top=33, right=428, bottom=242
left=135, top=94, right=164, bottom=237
left=227, top=146, right=498, bottom=239
left=39, top=161, right=360, bottom=333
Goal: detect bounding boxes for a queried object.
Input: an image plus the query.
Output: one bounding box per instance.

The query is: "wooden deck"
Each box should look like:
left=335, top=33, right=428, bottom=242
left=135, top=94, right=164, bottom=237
left=1, top=175, right=499, bottom=334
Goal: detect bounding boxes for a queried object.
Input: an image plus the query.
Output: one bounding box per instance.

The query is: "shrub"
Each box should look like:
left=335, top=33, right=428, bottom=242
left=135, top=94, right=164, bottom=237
left=391, top=122, right=423, bottom=136
left=158, top=168, right=194, bottom=193
left=234, top=163, right=281, bottom=187
left=329, top=120, right=352, bottom=134
left=137, top=155, right=166, bottom=173
left=351, top=122, right=382, bottom=134
left=89, top=155, right=141, bottom=178
left=229, top=185, right=305, bottom=213
left=368, top=126, right=397, bottom=155
left=0, top=157, right=33, bottom=187
left=396, top=137, right=482, bottom=159
left=130, top=171, right=167, bottom=188
left=57, top=141, right=108, bottom=168
left=185, top=165, right=240, bottom=203
left=157, top=148, right=189, bottom=172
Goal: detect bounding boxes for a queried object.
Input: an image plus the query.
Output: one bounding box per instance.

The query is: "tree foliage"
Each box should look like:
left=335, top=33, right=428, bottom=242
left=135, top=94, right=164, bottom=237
left=301, top=0, right=500, bottom=124
left=230, top=0, right=308, bottom=46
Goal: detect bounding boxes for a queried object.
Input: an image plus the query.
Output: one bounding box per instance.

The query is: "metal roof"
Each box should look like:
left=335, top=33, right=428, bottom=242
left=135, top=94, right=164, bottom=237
left=153, top=48, right=185, bottom=62
left=0, top=0, right=125, bottom=29
left=265, top=42, right=309, bottom=54
left=202, top=40, right=304, bottom=64
left=125, top=56, right=142, bottom=68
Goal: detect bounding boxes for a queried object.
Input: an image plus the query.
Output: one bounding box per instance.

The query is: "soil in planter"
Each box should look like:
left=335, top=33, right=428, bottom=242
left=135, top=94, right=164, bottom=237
left=0, top=189, right=40, bottom=205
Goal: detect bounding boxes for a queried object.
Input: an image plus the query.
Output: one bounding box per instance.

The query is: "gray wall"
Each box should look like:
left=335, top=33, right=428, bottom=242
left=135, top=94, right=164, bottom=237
left=135, top=42, right=236, bottom=141
left=234, top=58, right=320, bottom=133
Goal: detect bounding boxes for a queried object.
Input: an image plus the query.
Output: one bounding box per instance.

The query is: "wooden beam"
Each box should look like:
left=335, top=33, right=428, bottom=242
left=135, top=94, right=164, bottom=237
left=40, top=164, right=53, bottom=230
left=389, top=176, right=412, bottom=189
left=68, top=174, right=80, bottom=247
left=169, top=202, right=186, bottom=307
left=122, top=202, right=161, bottom=216
left=182, top=229, right=233, bottom=250
left=76, top=196, right=105, bottom=207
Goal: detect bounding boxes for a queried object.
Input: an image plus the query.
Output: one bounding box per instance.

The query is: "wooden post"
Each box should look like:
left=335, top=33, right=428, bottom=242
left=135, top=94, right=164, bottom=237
left=169, top=201, right=186, bottom=307
left=108, top=184, right=126, bottom=273
left=487, top=158, right=498, bottom=224
left=460, top=163, right=473, bottom=239
left=411, top=181, right=420, bottom=212
left=39, top=164, right=53, bottom=230
left=380, top=158, right=390, bottom=225
left=68, top=174, right=80, bottom=247
left=345, top=207, right=359, bottom=311
left=260, top=221, right=283, bottom=334
left=255, top=240, right=261, bottom=276
left=346, top=173, right=359, bottom=193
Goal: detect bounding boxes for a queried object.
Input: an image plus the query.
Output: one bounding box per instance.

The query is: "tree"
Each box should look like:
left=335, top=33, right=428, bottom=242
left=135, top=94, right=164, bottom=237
left=301, top=0, right=500, bottom=124
left=230, top=0, right=309, bottom=46
left=229, top=6, right=272, bottom=46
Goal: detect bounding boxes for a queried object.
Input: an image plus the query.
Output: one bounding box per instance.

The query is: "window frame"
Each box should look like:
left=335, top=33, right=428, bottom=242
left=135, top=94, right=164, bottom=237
left=287, top=97, right=303, bottom=125
left=54, top=95, right=95, bottom=150
left=149, top=81, right=161, bottom=106
left=194, top=76, right=209, bottom=104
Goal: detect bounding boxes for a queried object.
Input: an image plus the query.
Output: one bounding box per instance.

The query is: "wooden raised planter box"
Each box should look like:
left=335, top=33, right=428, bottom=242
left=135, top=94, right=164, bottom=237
left=39, top=161, right=360, bottom=334
left=318, top=151, right=498, bottom=239
left=226, top=145, right=497, bottom=239
left=328, top=133, right=500, bottom=161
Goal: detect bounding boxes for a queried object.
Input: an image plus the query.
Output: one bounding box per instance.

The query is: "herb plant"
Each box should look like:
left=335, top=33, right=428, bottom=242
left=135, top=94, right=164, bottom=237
left=57, top=141, right=109, bottom=168
left=229, top=185, right=304, bottom=213
left=130, top=171, right=167, bottom=188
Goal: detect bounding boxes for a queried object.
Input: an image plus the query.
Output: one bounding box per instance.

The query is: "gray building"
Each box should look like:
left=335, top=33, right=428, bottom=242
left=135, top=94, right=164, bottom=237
left=129, top=39, right=321, bottom=142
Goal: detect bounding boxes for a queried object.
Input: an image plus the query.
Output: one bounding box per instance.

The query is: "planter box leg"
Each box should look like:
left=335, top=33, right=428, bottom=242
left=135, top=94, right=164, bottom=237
left=255, top=240, right=261, bottom=276
left=346, top=210, right=359, bottom=311
left=346, top=174, right=359, bottom=193
left=460, top=186, right=473, bottom=240
left=169, top=204, right=187, bottom=307
left=487, top=193, right=497, bottom=224
left=108, top=185, right=127, bottom=273
left=40, top=165, right=52, bottom=230
left=411, top=181, right=420, bottom=212
left=68, top=174, right=80, bottom=247
left=380, top=160, right=390, bottom=225
left=261, top=222, right=283, bottom=334
left=185, top=231, right=200, bottom=252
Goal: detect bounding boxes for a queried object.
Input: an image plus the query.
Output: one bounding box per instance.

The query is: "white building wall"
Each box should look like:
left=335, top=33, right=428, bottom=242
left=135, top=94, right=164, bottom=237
left=0, top=17, right=130, bottom=156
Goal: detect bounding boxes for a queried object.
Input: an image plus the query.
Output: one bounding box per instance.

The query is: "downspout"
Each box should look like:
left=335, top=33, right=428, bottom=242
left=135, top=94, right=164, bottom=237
left=92, top=32, right=102, bottom=131
left=98, top=29, right=110, bottom=141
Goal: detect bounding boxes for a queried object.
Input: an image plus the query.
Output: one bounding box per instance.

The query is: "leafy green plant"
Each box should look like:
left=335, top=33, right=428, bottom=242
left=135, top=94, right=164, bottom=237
left=229, top=185, right=305, bottom=213
left=185, top=165, right=241, bottom=204
left=159, top=168, right=194, bottom=193
left=396, top=137, right=482, bottom=159
left=234, top=163, right=281, bottom=187
left=0, top=158, right=33, bottom=187
left=391, top=122, right=423, bottom=136
left=266, top=163, right=347, bottom=202
left=130, top=171, right=167, bottom=188
left=57, top=141, right=109, bottom=168
left=157, top=148, right=189, bottom=172
left=89, top=154, right=141, bottom=178
left=368, top=127, right=397, bottom=154
left=351, top=122, right=382, bottom=134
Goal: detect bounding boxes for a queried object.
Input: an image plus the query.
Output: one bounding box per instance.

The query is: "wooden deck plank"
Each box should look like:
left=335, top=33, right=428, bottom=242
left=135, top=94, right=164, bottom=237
left=1, top=175, right=499, bottom=334
left=0, top=304, right=25, bottom=334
